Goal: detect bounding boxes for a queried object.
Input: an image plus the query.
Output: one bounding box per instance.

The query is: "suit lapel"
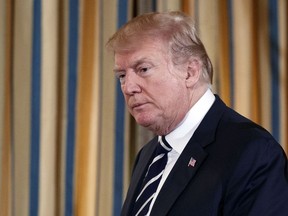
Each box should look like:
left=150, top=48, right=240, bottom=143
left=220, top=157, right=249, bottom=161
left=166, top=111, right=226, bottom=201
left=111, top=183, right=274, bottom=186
left=151, top=139, right=208, bottom=216
left=123, top=137, right=158, bottom=215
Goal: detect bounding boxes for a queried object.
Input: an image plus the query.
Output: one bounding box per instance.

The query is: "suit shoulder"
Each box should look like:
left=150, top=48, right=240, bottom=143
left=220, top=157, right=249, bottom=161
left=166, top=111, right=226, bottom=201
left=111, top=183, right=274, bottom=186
left=219, top=106, right=275, bottom=142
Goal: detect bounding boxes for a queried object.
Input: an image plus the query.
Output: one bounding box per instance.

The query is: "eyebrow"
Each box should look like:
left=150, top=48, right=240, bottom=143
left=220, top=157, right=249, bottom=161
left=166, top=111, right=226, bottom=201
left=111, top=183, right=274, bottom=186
left=114, top=57, right=152, bottom=73
left=113, top=68, right=123, bottom=73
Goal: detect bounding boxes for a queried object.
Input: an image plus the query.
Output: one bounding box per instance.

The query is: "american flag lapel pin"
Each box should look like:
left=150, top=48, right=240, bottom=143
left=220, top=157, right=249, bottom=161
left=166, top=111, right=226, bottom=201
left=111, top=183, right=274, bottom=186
left=188, top=157, right=196, bottom=167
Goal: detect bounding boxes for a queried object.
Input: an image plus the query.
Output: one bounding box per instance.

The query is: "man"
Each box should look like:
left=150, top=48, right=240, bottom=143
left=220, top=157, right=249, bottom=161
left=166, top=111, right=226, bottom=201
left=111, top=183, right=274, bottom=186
left=106, top=11, right=288, bottom=216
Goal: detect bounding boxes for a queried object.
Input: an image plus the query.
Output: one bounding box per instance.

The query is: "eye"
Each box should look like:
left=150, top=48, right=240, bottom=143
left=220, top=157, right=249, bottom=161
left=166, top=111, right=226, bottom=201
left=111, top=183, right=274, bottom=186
left=135, top=62, right=152, bottom=75
left=115, top=72, right=126, bottom=84
left=139, top=67, right=149, bottom=73
left=119, top=75, right=125, bottom=83
left=137, top=64, right=152, bottom=75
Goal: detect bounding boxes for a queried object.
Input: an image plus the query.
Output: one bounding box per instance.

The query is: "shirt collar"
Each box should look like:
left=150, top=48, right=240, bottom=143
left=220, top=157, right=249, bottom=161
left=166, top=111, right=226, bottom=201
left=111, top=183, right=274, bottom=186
left=162, top=88, right=215, bottom=154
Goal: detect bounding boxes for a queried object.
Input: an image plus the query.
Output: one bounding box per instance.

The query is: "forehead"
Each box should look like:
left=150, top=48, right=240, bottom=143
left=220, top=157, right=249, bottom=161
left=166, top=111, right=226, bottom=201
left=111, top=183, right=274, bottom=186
left=114, top=38, right=169, bottom=66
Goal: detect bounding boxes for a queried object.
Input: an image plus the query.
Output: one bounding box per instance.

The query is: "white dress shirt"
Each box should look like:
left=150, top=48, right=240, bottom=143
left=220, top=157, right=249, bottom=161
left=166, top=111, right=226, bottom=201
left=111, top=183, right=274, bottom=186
left=147, top=88, right=215, bottom=215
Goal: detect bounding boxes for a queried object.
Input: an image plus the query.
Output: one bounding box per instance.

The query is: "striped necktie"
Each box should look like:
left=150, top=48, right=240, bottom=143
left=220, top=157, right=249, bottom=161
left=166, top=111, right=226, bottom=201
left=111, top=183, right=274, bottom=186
left=132, top=136, right=172, bottom=216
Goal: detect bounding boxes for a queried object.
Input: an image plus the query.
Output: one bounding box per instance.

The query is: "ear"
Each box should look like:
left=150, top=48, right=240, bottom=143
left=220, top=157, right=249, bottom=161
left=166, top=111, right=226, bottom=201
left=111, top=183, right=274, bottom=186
left=185, top=58, right=201, bottom=88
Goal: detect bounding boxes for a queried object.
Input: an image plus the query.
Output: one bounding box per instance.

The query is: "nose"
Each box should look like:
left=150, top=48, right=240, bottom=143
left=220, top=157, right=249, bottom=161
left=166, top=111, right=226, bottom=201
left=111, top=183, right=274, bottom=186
left=122, top=72, right=141, bottom=95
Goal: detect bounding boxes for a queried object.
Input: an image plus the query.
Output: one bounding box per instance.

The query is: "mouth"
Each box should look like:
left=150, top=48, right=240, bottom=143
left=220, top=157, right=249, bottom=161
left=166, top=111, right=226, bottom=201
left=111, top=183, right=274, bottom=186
left=131, top=103, right=147, bottom=110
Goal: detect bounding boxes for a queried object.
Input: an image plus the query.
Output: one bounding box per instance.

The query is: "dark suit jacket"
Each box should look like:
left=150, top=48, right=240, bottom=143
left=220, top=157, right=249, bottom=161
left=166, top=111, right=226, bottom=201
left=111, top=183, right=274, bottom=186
left=121, top=96, right=288, bottom=216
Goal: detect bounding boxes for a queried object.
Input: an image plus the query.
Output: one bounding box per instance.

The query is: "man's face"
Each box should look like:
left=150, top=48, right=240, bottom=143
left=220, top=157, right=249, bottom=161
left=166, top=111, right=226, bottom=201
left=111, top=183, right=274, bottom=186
left=114, top=38, right=191, bottom=135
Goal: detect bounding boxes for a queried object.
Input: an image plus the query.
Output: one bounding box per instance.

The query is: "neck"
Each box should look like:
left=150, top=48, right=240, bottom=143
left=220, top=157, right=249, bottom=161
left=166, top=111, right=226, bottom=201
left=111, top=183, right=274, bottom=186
left=154, top=84, right=210, bottom=136
left=188, top=83, right=210, bottom=110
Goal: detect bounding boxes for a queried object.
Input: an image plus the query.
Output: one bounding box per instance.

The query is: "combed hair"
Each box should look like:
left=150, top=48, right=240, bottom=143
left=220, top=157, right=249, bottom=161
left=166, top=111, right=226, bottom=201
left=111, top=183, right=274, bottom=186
left=106, top=11, right=213, bottom=84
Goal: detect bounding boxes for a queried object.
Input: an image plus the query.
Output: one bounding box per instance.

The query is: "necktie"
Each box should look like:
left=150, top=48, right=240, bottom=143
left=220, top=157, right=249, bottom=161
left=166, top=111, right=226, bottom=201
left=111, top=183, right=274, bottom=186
left=132, top=136, right=172, bottom=216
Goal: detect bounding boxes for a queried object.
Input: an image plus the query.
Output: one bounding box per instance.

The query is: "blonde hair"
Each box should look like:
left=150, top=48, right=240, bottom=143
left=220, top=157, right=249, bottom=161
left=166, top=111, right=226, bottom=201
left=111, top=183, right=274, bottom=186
left=106, top=11, right=213, bottom=83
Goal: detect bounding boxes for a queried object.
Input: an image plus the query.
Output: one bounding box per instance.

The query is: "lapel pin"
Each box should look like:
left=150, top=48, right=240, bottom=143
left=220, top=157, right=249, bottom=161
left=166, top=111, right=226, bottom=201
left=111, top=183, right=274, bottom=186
left=188, top=157, right=197, bottom=167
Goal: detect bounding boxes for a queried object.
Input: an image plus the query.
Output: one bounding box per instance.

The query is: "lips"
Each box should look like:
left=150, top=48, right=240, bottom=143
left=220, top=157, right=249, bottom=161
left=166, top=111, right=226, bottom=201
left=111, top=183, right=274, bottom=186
left=130, top=102, right=147, bottom=110
left=131, top=103, right=144, bottom=109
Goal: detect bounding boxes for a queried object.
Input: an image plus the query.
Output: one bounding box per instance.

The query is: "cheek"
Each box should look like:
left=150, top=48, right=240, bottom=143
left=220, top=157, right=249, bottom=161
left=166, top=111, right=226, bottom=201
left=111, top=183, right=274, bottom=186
left=166, top=86, right=188, bottom=108
left=158, top=79, right=186, bottom=98
left=154, top=87, right=185, bottom=114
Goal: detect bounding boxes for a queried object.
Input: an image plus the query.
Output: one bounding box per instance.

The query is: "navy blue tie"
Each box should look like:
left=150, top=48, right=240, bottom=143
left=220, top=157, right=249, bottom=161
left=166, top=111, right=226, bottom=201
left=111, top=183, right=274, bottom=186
left=132, top=136, right=172, bottom=216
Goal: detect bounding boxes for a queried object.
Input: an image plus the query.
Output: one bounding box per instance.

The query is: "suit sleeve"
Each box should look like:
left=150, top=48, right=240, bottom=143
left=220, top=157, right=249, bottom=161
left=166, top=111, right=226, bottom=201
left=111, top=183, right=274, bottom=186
left=223, top=138, right=288, bottom=216
left=121, top=148, right=143, bottom=216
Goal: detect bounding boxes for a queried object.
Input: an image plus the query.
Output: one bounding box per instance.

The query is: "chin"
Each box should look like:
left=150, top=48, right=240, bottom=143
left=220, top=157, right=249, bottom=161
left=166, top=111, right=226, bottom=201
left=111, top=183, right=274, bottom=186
left=136, top=115, right=172, bottom=135
left=136, top=118, right=165, bottom=135
left=134, top=115, right=155, bottom=128
left=136, top=119, right=153, bottom=128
